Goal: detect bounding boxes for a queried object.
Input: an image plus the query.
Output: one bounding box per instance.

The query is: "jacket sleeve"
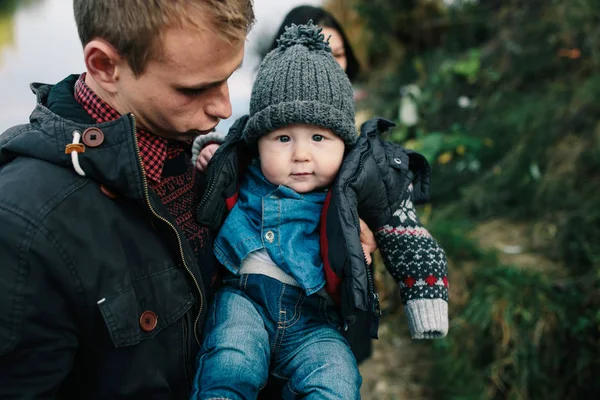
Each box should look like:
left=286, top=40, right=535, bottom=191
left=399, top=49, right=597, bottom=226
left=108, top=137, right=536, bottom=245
left=326, top=117, right=448, bottom=340
left=0, top=206, right=79, bottom=398
left=196, top=116, right=250, bottom=230
left=191, top=130, right=228, bottom=167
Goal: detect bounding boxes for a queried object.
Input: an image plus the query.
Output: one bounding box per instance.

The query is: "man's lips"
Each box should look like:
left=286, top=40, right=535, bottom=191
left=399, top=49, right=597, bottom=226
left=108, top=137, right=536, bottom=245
left=196, top=129, right=215, bottom=135
left=189, top=125, right=218, bottom=136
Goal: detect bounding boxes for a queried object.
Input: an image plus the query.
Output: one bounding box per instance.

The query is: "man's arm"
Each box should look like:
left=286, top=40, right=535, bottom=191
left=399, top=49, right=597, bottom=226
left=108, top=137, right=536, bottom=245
left=0, top=206, right=79, bottom=398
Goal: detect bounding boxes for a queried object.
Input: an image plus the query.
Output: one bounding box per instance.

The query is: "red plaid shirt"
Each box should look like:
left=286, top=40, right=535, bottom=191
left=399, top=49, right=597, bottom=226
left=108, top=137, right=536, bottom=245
left=74, top=74, right=214, bottom=284
left=74, top=73, right=187, bottom=183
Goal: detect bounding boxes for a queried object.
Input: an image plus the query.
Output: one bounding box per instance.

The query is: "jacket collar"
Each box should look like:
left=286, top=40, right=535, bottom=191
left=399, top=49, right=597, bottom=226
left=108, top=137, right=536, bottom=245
left=0, top=75, right=146, bottom=201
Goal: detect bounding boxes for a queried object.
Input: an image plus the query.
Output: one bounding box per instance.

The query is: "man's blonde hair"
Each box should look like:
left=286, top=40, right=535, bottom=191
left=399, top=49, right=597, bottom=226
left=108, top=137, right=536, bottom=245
left=74, top=0, right=255, bottom=76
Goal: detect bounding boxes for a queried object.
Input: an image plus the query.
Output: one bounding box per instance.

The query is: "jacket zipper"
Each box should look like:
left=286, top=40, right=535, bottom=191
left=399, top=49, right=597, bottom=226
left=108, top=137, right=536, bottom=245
left=130, top=114, right=204, bottom=346
left=365, top=257, right=381, bottom=318
left=182, top=314, right=193, bottom=393
left=344, top=140, right=382, bottom=321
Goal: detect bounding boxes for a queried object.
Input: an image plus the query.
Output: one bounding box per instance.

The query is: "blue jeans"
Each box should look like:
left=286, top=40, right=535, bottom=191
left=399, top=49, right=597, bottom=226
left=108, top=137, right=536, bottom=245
left=191, top=274, right=362, bottom=400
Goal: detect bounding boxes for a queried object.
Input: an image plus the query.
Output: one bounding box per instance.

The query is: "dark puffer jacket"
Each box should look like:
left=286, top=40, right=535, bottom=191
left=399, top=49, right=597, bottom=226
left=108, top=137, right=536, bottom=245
left=0, top=77, right=212, bottom=399
left=197, top=116, right=449, bottom=341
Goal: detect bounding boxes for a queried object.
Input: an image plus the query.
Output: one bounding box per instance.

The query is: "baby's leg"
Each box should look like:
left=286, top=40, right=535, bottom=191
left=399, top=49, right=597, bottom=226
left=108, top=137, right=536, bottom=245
left=191, top=287, right=270, bottom=400
left=274, top=297, right=362, bottom=400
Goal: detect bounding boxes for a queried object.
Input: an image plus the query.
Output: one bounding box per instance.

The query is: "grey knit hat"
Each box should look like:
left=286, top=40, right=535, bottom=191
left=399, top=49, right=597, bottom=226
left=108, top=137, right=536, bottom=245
left=243, top=21, right=357, bottom=146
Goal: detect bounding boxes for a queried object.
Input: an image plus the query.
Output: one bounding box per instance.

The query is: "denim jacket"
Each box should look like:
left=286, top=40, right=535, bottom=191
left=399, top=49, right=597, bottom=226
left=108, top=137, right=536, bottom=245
left=214, top=161, right=327, bottom=295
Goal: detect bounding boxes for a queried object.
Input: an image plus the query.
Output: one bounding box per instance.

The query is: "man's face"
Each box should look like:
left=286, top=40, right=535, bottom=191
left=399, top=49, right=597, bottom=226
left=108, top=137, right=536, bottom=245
left=115, top=22, right=245, bottom=142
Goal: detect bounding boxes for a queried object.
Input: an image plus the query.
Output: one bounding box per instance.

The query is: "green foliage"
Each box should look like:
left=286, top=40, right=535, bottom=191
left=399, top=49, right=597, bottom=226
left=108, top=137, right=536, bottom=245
left=353, top=0, right=600, bottom=397
left=0, top=0, right=44, bottom=14
left=449, top=48, right=481, bottom=84
left=433, top=266, right=600, bottom=399
left=426, top=220, right=600, bottom=399
left=358, top=0, right=600, bottom=266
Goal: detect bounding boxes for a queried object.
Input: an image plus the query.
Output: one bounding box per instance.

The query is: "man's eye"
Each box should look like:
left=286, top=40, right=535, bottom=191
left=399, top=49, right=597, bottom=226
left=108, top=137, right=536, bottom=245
left=278, top=136, right=291, bottom=143
left=179, top=87, right=206, bottom=96
left=312, top=135, right=324, bottom=142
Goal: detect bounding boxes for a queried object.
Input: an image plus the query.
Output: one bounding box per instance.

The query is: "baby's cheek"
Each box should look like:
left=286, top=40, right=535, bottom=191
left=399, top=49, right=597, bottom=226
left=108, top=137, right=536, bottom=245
left=261, top=166, right=283, bottom=186
left=321, top=165, right=341, bottom=186
left=330, top=156, right=345, bottom=175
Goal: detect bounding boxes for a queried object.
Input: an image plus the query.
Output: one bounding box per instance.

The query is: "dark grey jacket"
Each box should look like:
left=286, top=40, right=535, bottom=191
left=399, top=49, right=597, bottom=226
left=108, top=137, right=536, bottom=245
left=0, top=76, right=212, bottom=399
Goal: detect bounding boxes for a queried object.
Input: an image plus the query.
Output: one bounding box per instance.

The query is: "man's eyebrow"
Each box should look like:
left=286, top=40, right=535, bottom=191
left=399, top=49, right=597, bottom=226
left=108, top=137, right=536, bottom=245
left=178, top=59, right=244, bottom=92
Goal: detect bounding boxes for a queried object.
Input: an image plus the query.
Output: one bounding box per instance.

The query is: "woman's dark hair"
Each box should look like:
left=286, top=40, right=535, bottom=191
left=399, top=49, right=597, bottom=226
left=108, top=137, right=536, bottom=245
left=268, top=5, right=360, bottom=82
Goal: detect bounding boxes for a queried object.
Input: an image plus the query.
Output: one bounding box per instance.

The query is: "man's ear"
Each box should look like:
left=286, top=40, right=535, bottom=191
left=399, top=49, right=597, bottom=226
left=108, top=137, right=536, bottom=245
left=83, top=39, right=124, bottom=94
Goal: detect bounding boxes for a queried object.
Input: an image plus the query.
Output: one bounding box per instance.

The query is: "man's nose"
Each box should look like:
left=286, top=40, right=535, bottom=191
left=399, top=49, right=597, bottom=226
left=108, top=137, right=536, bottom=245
left=205, top=82, right=232, bottom=121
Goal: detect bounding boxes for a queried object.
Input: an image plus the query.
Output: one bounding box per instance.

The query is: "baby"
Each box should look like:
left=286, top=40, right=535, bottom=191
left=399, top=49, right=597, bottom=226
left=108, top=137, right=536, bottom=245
left=192, top=22, right=448, bottom=400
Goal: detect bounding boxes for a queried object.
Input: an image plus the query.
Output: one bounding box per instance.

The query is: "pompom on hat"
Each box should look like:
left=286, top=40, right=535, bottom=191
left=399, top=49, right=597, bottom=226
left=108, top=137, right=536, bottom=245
left=243, top=21, right=357, bottom=146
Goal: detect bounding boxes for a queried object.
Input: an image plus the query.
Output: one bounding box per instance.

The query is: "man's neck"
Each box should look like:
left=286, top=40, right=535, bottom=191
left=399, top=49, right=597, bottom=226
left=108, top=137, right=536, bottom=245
left=84, top=72, right=125, bottom=117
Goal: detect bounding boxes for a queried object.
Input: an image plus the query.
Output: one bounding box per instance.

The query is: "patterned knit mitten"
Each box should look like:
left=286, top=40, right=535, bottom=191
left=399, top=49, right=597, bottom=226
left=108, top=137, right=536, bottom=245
left=375, top=183, right=448, bottom=339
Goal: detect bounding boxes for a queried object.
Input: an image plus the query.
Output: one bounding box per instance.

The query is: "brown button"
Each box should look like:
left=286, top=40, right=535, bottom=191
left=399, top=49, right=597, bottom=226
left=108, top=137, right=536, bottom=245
left=139, top=310, right=158, bottom=332
left=82, top=127, right=104, bottom=147
left=100, top=184, right=119, bottom=199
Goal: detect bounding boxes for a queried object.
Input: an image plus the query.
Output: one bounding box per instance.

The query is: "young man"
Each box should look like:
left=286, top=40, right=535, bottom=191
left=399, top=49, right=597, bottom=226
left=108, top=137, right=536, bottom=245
left=0, top=1, right=254, bottom=398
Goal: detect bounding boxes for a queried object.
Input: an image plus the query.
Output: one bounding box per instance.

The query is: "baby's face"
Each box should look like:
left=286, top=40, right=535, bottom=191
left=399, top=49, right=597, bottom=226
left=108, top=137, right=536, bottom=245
left=257, top=124, right=345, bottom=193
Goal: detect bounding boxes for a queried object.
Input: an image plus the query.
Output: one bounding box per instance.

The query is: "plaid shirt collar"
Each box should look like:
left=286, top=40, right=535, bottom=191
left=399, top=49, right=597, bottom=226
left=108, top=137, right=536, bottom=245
left=74, top=73, right=188, bottom=183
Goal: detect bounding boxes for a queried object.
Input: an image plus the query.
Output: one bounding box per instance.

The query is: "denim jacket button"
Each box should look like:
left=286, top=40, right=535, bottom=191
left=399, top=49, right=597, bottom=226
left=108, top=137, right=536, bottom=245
left=265, top=231, right=275, bottom=243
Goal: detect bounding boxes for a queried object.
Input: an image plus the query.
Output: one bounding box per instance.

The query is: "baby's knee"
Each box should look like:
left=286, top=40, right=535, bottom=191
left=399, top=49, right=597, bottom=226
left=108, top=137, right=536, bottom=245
left=195, top=349, right=269, bottom=398
left=297, top=351, right=362, bottom=398
left=330, top=357, right=362, bottom=394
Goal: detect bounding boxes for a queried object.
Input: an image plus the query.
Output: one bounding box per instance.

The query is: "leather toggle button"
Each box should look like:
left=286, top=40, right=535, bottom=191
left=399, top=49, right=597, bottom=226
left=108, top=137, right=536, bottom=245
left=139, top=310, right=158, bottom=332
left=100, top=184, right=119, bottom=199
left=82, top=127, right=104, bottom=147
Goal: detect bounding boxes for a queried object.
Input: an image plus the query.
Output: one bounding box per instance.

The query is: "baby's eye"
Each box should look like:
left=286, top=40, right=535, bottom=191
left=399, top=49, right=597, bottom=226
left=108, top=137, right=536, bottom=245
left=312, top=135, right=324, bottom=142
left=278, top=136, right=291, bottom=143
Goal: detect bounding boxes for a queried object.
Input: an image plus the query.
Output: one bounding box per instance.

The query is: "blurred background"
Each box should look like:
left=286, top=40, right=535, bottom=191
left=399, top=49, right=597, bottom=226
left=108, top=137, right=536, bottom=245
left=1, top=0, right=599, bottom=398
